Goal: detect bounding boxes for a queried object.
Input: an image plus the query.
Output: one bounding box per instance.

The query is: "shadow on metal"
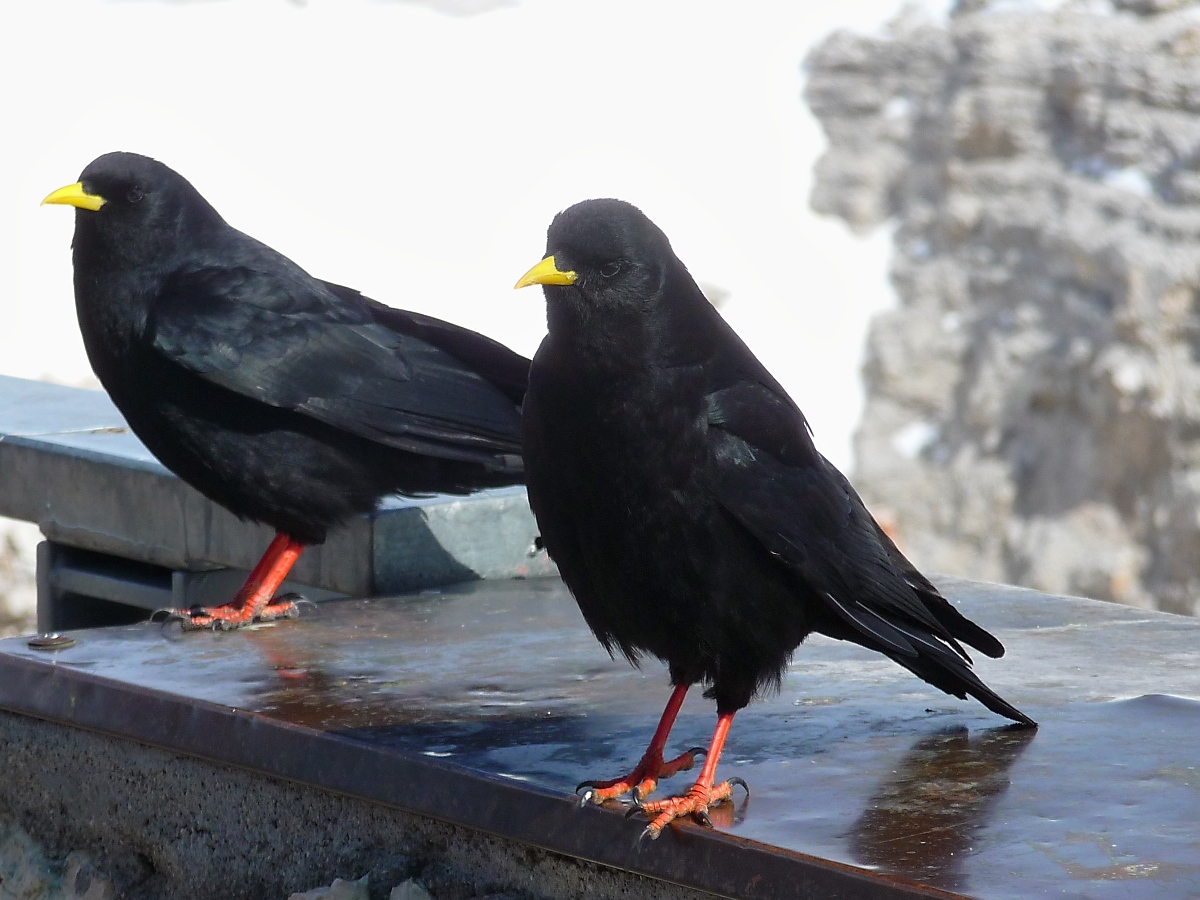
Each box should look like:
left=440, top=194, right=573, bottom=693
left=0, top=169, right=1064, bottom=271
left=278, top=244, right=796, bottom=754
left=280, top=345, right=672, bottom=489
left=849, top=725, right=1037, bottom=892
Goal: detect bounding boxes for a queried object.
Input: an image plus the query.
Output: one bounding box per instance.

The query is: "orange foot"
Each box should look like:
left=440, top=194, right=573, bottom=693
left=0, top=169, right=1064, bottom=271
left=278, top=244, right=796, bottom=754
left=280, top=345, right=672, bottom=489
left=630, top=776, right=749, bottom=840
left=154, top=533, right=307, bottom=633
left=175, top=595, right=302, bottom=631
left=576, top=746, right=705, bottom=805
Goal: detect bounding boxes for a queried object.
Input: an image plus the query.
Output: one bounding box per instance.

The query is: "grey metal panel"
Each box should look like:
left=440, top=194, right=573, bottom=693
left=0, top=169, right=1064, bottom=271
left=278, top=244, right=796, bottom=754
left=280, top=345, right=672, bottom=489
left=373, top=489, right=545, bottom=595
left=0, top=372, right=128, bottom=436
left=52, top=561, right=172, bottom=610
left=0, top=375, right=553, bottom=596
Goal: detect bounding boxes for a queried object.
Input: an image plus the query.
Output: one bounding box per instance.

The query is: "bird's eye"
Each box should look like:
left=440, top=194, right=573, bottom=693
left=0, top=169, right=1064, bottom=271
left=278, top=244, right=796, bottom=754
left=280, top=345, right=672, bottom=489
left=600, top=261, right=621, bottom=278
left=127, top=187, right=144, bottom=204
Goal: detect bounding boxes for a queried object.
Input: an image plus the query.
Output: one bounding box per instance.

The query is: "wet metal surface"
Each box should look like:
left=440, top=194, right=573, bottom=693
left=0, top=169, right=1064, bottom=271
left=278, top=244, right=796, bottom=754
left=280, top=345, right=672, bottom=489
left=0, top=374, right=552, bottom=597
left=1, top=576, right=1199, bottom=898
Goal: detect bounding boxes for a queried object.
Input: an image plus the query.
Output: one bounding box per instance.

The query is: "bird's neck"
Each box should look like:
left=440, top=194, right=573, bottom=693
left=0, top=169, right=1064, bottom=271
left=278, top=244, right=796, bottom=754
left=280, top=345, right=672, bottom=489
left=544, top=287, right=721, bottom=382
left=72, top=233, right=169, bottom=391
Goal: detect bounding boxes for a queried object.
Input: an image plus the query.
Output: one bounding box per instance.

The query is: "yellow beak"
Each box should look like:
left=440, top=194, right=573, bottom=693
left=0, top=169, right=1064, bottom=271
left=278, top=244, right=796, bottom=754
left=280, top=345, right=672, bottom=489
left=42, top=181, right=106, bottom=211
left=514, top=255, right=577, bottom=290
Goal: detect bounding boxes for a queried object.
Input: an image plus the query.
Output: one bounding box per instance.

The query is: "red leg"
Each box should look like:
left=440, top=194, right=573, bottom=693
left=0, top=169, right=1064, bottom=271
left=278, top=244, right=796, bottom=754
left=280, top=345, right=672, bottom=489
left=634, top=710, right=748, bottom=839
left=577, top=684, right=704, bottom=804
left=173, top=533, right=306, bottom=630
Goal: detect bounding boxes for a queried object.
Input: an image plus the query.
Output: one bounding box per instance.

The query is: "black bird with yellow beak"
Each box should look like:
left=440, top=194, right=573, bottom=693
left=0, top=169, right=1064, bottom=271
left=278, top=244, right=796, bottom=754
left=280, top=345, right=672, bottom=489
left=44, top=151, right=528, bottom=629
left=515, top=198, right=1034, bottom=839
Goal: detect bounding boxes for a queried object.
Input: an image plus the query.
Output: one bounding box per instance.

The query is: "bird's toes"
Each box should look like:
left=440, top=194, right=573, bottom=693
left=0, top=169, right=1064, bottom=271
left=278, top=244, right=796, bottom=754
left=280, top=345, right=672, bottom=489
left=640, top=812, right=674, bottom=841
left=283, top=595, right=320, bottom=619
left=631, top=780, right=741, bottom=839
left=575, top=779, right=610, bottom=802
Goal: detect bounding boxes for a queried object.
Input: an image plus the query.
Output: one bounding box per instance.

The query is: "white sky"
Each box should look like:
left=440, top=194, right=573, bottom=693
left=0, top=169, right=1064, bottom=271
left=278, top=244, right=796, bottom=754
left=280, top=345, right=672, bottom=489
left=0, top=0, right=939, bottom=471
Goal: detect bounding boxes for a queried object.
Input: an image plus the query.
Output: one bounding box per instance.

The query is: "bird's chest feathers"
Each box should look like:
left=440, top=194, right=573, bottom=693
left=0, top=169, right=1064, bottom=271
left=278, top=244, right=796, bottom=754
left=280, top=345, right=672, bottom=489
left=74, top=265, right=159, bottom=395
left=536, top=364, right=709, bottom=522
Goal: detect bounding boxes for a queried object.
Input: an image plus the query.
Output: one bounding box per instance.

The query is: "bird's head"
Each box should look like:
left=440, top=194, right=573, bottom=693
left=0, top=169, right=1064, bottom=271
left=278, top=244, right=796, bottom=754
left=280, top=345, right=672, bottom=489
left=514, top=198, right=683, bottom=314
left=515, top=198, right=714, bottom=365
left=43, top=152, right=222, bottom=266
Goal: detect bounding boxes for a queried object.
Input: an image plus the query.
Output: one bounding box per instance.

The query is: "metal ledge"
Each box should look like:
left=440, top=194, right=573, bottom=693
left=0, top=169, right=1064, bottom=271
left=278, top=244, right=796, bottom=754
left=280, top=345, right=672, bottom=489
left=0, top=374, right=554, bottom=603
left=1, top=576, right=1199, bottom=898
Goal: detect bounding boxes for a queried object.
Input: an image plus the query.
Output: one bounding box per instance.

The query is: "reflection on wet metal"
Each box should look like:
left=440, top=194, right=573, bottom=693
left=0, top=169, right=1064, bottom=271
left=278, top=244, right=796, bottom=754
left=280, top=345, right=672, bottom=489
left=850, top=726, right=1036, bottom=892
left=1, top=576, right=1200, bottom=898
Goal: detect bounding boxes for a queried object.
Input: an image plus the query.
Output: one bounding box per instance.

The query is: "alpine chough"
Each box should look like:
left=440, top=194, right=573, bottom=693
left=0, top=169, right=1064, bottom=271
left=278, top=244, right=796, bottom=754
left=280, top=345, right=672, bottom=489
left=44, top=152, right=527, bottom=630
left=515, top=198, right=1034, bottom=839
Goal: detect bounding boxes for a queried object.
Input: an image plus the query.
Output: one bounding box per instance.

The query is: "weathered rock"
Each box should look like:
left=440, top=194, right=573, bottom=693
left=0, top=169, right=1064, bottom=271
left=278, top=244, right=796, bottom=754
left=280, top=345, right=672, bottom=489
left=290, top=876, right=371, bottom=900
left=0, top=816, right=113, bottom=900
left=806, top=0, right=1200, bottom=613
left=0, top=521, right=38, bottom=638
left=388, top=880, right=435, bottom=900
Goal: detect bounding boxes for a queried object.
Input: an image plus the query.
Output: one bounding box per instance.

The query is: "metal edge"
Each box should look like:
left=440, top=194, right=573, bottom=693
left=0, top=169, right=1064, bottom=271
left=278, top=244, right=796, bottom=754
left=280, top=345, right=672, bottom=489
left=0, top=431, right=167, bottom=475
left=0, top=653, right=961, bottom=900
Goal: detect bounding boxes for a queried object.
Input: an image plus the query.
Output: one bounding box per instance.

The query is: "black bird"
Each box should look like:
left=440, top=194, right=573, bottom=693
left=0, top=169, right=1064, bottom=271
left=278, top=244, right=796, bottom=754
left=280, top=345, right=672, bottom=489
left=44, top=152, right=527, bottom=629
left=514, top=199, right=1034, bottom=839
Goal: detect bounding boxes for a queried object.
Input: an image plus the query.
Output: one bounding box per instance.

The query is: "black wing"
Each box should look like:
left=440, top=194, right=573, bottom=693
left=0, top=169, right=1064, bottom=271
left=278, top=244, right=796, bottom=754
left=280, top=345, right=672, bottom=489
left=705, top=376, right=1031, bottom=725
left=321, top=281, right=529, bottom=407
left=148, top=264, right=523, bottom=467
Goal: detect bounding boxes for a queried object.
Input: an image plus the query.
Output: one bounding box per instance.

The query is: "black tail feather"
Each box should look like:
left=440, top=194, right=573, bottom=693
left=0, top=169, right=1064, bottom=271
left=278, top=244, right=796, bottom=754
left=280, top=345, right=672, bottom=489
left=888, top=632, right=1036, bottom=727
left=919, top=588, right=1007, bottom=659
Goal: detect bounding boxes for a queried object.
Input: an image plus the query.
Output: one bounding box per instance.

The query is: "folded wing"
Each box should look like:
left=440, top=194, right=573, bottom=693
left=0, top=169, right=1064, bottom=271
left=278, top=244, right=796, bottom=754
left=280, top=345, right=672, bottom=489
left=148, top=264, right=524, bottom=469
left=705, top=376, right=1030, bottom=724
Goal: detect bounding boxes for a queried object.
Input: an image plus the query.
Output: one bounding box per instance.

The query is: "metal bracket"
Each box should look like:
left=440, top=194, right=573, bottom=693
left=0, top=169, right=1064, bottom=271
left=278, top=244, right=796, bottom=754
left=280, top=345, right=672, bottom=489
left=35, top=540, right=346, bottom=632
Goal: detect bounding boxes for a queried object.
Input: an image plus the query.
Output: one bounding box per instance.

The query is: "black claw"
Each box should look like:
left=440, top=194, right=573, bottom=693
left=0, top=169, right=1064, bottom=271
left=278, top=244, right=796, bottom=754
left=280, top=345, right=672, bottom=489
left=638, top=825, right=660, bottom=843
left=575, top=780, right=601, bottom=807
left=289, top=597, right=320, bottom=618
left=158, top=615, right=189, bottom=640
left=695, top=810, right=714, bottom=828
left=629, top=786, right=643, bottom=806
left=728, top=776, right=750, bottom=797
left=687, top=746, right=707, bottom=758
left=625, top=804, right=646, bottom=820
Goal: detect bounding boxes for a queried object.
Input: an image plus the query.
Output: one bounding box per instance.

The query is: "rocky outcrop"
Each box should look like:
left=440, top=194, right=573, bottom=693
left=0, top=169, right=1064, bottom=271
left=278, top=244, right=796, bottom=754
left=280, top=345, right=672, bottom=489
left=806, top=1, right=1200, bottom=613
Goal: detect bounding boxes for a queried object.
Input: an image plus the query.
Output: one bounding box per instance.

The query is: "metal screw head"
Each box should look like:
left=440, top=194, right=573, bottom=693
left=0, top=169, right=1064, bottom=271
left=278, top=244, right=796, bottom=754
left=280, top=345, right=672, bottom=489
left=27, top=633, right=76, bottom=651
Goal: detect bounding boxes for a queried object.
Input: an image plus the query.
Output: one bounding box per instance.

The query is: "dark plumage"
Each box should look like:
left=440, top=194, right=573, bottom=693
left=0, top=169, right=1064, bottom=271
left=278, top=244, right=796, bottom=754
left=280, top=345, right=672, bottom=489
left=515, top=198, right=1034, bottom=838
left=45, top=151, right=528, bottom=627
